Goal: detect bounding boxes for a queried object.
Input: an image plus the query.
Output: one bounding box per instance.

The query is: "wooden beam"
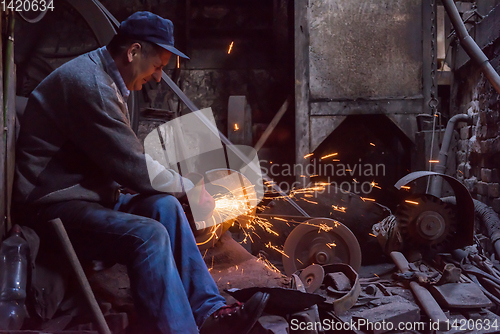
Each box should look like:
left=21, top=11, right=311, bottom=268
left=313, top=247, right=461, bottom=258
left=0, top=12, right=5, bottom=240
left=295, top=0, right=310, bottom=184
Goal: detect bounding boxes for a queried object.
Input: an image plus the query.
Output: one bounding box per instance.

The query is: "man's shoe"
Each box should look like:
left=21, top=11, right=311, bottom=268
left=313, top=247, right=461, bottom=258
left=200, top=292, right=270, bottom=334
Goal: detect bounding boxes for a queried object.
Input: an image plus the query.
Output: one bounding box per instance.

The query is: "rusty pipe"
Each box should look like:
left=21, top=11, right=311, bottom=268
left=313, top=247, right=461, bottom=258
left=429, top=113, right=472, bottom=197
left=442, top=0, right=500, bottom=95
left=390, top=252, right=449, bottom=330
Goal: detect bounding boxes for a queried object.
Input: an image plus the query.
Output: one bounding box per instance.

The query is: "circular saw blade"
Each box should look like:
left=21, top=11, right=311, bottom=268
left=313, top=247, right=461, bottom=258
left=283, top=218, right=362, bottom=276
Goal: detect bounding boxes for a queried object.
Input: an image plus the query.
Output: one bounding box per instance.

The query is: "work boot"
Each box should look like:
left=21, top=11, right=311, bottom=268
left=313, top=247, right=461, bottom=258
left=200, top=291, right=269, bottom=334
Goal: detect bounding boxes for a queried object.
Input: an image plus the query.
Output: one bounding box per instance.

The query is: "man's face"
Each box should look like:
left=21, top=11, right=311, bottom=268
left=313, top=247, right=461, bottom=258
left=126, top=44, right=172, bottom=91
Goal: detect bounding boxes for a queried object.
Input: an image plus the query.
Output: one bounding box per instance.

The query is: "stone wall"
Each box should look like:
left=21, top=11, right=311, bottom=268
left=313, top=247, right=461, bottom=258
left=453, top=40, right=500, bottom=213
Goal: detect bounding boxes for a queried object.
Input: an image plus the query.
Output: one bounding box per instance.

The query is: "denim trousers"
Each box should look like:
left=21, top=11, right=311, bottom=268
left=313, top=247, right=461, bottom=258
left=26, top=193, right=226, bottom=334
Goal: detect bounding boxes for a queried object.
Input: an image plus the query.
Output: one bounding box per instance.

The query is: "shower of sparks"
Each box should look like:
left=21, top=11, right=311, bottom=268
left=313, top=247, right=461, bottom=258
left=321, top=153, right=338, bottom=160
left=405, top=200, right=419, bottom=205
left=304, top=153, right=314, bottom=159
left=257, top=254, right=281, bottom=274
left=213, top=189, right=255, bottom=223
left=332, top=205, right=346, bottom=213
left=228, top=41, right=234, bottom=54
left=254, top=217, right=279, bottom=237
left=371, top=181, right=381, bottom=189
left=326, top=242, right=336, bottom=248
left=265, top=242, right=289, bottom=258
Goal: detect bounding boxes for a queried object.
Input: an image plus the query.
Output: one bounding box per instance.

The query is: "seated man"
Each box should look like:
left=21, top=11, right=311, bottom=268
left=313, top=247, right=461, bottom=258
left=13, top=11, right=268, bottom=334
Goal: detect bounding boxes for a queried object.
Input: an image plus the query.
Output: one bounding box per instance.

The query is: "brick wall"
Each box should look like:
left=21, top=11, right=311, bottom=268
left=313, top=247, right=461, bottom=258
left=453, top=46, right=500, bottom=214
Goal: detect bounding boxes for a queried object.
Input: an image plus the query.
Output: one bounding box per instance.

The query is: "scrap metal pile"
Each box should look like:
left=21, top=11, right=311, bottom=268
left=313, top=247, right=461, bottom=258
left=205, top=170, right=500, bottom=333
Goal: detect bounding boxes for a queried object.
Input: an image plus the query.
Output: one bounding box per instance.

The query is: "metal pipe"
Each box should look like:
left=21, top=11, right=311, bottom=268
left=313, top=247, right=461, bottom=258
left=429, top=113, right=472, bottom=197
left=442, top=0, right=500, bottom=95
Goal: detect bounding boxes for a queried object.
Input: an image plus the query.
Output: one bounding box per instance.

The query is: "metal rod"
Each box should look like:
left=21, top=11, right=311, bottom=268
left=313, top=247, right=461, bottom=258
left=49, top=219, right=112, bottom=334
left=254, top=97, right=290, bottom=152
left=442, top=0, right=500, bottom=95
left=161, top=73, right=310, bottom=217
left=390, top=251, right=449, bottom=330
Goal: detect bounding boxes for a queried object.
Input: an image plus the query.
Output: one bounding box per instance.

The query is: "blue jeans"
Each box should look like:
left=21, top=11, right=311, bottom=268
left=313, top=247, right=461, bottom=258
left=28, top=193, right=226, bottom=334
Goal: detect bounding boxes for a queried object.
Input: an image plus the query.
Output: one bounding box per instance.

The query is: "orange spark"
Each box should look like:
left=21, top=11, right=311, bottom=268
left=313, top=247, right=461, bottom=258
left=405, top=200, right=419, bottom=205
left=228, top=41, right=234, bottom=54
left=234, top=123, right=239, bottom=131
left=177, top=56, right=180, bottom=68
left=321, top=153, right=338, bottom=160
left=332, top=205, right=346, bottom=213
left=361, top=197, right=376, bottom=202
left=429, top=160, right=439, bottom=163
left=370, top=143, right=375, bottom=146
left=304, top=153, right=314, bottom=159
left=302, top=198, right=318, bottom=205
left=369, top=233, right=377, bottom=238
left=401, top=186, right=411, bottom=190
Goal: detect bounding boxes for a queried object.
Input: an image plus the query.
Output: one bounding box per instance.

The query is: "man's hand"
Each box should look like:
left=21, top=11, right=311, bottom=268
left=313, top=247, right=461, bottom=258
left=185, top=173, right=215, bottom=223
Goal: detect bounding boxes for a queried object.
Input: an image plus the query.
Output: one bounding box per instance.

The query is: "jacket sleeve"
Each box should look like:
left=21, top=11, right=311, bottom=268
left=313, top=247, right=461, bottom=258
left=43, top=62, right=192, bottom=196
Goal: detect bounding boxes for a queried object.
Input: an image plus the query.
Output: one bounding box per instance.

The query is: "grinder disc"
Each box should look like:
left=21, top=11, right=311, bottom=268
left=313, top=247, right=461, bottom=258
left=299, top=264, right=325, bottom=293
left=283, top=218, right=362, bottom=276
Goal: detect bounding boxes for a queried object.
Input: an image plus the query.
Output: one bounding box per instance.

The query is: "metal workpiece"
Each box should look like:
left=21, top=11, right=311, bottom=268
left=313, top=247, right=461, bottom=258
left=321, top=264, right=361, bottom=314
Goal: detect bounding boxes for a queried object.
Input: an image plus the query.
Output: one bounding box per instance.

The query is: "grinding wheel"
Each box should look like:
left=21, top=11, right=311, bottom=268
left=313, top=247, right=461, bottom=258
left=195, top=169, right=257, bottom=250
left=299, top=264, right=325, bottom=293
left=283, top=218, right=361, bottom=276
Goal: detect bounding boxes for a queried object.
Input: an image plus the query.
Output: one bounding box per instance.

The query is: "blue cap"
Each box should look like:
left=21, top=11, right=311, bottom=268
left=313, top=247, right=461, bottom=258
left=119, top=11, right=189, bottom=59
